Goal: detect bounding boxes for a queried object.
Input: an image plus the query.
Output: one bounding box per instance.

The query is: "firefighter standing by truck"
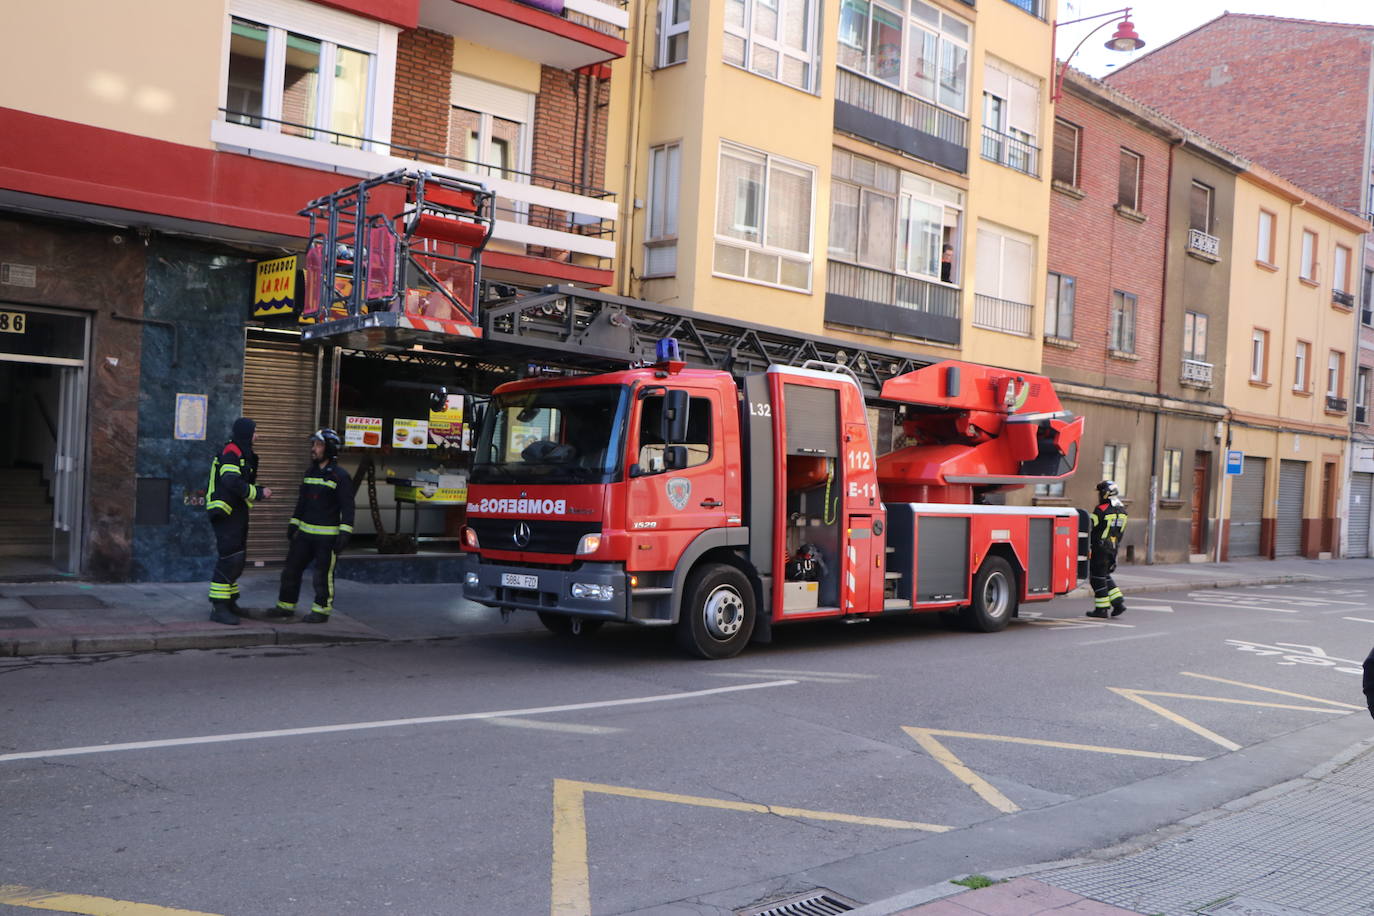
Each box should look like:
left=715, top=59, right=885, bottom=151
left=267, top=428, right=354, bottom=623
left=1087, top=479, right=1128, bottom=618
left=206, top=417, right=272, bottom=626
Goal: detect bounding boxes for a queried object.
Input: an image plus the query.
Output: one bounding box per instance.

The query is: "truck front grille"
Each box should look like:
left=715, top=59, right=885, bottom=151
left=468, top=517, right=602, bottom=555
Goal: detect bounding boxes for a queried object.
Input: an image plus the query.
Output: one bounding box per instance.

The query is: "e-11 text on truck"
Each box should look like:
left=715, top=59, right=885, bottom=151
left=461, top=343, right=1085, bottom=658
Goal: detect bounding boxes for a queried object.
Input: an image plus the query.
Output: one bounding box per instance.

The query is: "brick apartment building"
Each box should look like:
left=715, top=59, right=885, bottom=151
left=1106, top=13, right=1374, bottom=557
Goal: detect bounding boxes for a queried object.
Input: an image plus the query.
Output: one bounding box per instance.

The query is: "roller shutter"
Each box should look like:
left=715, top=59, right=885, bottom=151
left=1275, top=460, right=1306, bottom=557
left=1349, top=472, right=1373, bottom=558
left=242, top=340, right=320, bottom=564
left=1229, top=456, right=1265, bottom=558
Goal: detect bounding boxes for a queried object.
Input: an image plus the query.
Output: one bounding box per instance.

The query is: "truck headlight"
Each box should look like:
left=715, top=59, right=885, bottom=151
left=464, top=572, right=480, bottom=588
left=571, top=583, right=614, bottom=600
left=576, top=534, right=602, bottom=555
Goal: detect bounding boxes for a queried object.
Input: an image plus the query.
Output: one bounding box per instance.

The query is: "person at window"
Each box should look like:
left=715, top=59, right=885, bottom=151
left=941, top=244, right=955, bottom=283
left=267, top=429, right=354, bottom=624
left=205, top=417, right=272, bottom=625
left=1086, top=479, right=1128, bottom=618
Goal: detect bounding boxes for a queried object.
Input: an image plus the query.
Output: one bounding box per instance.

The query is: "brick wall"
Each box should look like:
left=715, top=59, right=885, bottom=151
left=1107, top=14, right=1373, bottom=212
left=392, top=27, right=453, bottom=163
left=533, top=66, right=610, bottom=194
left=1044, top=89, right=1169, bottom=391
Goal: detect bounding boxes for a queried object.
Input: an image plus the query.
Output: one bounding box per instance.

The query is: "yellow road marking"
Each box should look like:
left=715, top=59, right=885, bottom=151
left=0, top=885, right=220, bottom=915
left=1108, top=688, right=1240, bottom=751
left=549, top=779, right=949, bottom=915
left=1179, top=672, right=1366, bottom=709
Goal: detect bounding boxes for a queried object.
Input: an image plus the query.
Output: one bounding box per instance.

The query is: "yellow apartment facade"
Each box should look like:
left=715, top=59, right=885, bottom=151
left=615, top=0, right=1057, bottom=371
left=1222, top=166, right=1368, bottom=558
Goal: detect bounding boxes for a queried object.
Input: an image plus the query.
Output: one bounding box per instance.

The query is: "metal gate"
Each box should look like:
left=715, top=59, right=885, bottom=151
left=1349, top=472, right=1373, bottom=558
left=1276, top=460, right=1306, bottom=557
left=1229, top=456, right=1266, bottom=557
left=242, top=339, right=320, bottom=564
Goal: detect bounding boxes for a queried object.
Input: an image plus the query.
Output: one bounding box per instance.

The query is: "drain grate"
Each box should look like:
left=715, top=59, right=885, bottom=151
left=0, top=616, right=37, bottom=629
left=737, top=889, right=858, bottom=916
left=20, top=594, right=108, bottom=610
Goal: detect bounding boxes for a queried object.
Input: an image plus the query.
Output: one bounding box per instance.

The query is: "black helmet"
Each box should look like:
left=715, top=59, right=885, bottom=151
left=312, top=428, right=342, bottom=459
left=1097, top=480, right=1119, bottom=498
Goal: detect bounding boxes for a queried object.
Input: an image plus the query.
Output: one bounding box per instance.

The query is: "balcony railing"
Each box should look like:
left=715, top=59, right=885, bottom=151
left=825, top=261, right=960, bottom=345
left=1327, top=395, right=1348, bottom=413
left=1003, top=0, right=1046, bottom=19
left=834, top=69, right=968, bottom=149
left=212, top=111, right=616, bottom=266
left=1333, top=289, right=1355, bottom=308
left=1180, top=358, right=1213, bottom=387
left=980, top=126, right=1040, bottom=178
left=973, top=293, right=1033, bottom=336
left=1187, top=228, right=1220, bottom=259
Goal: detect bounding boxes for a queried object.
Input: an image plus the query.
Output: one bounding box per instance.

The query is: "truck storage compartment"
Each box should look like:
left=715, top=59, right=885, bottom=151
left=916, top=514, right=969, bottom=602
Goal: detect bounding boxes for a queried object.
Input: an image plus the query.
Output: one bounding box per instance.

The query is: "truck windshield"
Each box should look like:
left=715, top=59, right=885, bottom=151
left=471, top=385, right=630, bottom=485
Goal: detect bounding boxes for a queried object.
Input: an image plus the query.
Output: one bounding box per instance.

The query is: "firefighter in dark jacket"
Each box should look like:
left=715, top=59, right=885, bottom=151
left=1086, top=479, right=1128, bottom=618
left=267, top=428, right=354, bottom=623
left=206, top=417, right=272, bottom=625
left=1363, top=645, right=1374, bottom=720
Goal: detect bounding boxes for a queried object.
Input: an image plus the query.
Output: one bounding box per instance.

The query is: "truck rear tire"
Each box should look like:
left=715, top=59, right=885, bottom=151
left=675, top=563, right=755, bottom=659
left=538, top=613, right=605, bottom=638
left=963, top=556, right=1016, bottom=632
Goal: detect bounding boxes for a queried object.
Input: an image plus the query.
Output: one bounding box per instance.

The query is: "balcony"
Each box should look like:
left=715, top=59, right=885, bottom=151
left=834, top=69, right=968, bottom=174
left=1186, top=228, right=1220, bottom=261
left=419, top=0, right=628, bottom=70
left=972, top=293, right=1033, bottom=336
left=1333, top=289, right=1355, bottom=308
left=1180, top=358, right=1213, bottom=388
left=211, top=114, right=616, bottom=278
left=825, top=261, right=960, bottom=346
left=1326, top=395, right=1348, bottom=413
left=1004, top=0, right=1047, bottom=19
left=980, top=126, right=1039, bottom=178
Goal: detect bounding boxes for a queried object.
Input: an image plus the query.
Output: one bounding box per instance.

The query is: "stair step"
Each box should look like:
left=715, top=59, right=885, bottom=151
left=884, top=598, right=909, bottom=609
left=883, top=571, right=902, bottom=579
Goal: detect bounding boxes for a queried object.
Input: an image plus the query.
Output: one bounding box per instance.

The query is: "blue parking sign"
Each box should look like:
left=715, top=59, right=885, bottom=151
left=1225, top=450, right=1243, bottom=475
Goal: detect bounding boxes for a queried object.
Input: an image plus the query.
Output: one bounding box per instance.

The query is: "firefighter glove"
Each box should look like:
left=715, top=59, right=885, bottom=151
left=334, top=533, right=350, bottom=553
left=286, top=524, right=297, bottom=543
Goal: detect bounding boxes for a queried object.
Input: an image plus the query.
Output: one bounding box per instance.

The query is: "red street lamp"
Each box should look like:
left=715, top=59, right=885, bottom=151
left=1051, top=7, right=1146, bottom=102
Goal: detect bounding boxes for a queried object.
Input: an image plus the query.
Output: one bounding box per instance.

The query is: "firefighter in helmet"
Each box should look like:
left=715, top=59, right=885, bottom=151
left=206, top=417, right=272, bottom=625
left=1087, top=479, right=1128, bottom=618
left=266, top=428, right=354, bottom=623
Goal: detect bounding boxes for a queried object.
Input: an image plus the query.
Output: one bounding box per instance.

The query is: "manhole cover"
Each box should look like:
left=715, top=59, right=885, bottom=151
left=20, top=594, right=108, bottom=610
left=0, top=616, right=36, bottom=629
left=737, top=889, right=858, bottom=916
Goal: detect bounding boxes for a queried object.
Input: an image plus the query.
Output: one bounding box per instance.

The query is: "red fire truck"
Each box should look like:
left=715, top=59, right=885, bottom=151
left=461, top=339, right=1085, bottom=658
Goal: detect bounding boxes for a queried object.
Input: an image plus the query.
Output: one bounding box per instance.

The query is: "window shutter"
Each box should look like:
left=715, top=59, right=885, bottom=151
left=975, top=227, right=1000, bottom=296
left=451, top=74, right=533, bottom=124
left=1052, top=121, right=1077, bottom=184
left=1007, top=75, right=1038, bottom=137
left=1189, top=184, right=1210, bottom=232
left=1118, top=152, right=1138, bottom=208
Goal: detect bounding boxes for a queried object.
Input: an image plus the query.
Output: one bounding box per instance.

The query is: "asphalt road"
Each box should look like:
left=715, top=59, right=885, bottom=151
left=3, top=580, right=1372, bottom=915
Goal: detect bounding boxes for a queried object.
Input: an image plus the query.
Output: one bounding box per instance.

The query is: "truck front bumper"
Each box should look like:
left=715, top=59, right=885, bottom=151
left=462, top=555, right=655, bottom=623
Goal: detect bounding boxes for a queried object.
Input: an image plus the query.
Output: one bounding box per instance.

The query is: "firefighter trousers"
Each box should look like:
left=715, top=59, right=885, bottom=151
left=276, top=533, right=338, bottom=615
left=209, top=514, right=249, bottom=605
left=1088, top=547, right=1125, bottom=612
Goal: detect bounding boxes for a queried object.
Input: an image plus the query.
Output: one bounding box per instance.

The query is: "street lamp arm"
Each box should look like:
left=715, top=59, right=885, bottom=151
left=1050, top=7, right=1143, bottom=103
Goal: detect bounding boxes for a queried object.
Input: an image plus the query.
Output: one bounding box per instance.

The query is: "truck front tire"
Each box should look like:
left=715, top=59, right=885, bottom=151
left=963, top=556, right=1016, bottom=632
left=676, top=563, right=755, bottom=659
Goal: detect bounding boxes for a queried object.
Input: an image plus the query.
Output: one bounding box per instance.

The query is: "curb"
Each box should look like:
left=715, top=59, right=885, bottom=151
left=0, top=625, right=386, bottom=657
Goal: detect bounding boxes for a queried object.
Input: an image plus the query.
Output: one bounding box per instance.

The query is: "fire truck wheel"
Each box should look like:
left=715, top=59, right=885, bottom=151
left=538, top=612, right=605, bottom=637
left=964, top=556, right=1016, bottom=632
left=676, top=563, right=755, bottom=659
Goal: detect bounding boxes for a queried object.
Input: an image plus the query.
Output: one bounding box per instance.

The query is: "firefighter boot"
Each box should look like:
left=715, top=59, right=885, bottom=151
left=261, top=602, right=296, bottom=620
left=1111, top=602, right=1127, bottom=617
left=209, top=601, right=241, bottom=626
left=1086, top=609, right=1109, bottom=618
left=302, top=611, right=330, bottom=624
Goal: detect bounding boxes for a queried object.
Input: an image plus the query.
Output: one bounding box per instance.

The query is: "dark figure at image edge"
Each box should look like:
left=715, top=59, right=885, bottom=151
left=1363, top=646, right=1374, bottom=720
left=1086, top=479, right=1128, bottom=618
left=267, top=428, right=354, bottom=623
left=206, top=417, right=271, bottom=625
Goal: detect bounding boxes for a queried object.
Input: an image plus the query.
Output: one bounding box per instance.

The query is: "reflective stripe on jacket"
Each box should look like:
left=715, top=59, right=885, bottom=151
left=288, top=460, right=355, bottom=535
left=206, top=442, right=259, bottom=517
left=1090, top=498, right=1127, bottom=547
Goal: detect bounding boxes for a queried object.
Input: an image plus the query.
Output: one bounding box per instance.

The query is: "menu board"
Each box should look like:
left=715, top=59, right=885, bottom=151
left=345, top=416, right=383, bottom=448
left=428, top=395, right=465, bottom=449
left=392, top=419, right=430, bottom=449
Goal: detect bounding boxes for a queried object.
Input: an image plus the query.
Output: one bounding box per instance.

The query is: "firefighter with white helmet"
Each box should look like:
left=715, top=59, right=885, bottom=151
left=1086, top=479, right=1128, bottom=618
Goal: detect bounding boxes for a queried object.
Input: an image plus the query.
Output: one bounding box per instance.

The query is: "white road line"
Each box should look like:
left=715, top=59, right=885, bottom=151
left=1164, top=598, right=1299, bottom=614
left=1077, top=631, right=1170, bottom=646
left=1204, top=590, right=1367, bottom=606
left=0, top=680, right=797, bottom=764
left=741, top=668, right=880, bottom=679
left=485, top=717, right=623, bottom=735
left=1342, top=617, right=1374, bottom=624
left=1131, top=605, right=1174, bottom=612
left=707, top=672, right=854, bottom=683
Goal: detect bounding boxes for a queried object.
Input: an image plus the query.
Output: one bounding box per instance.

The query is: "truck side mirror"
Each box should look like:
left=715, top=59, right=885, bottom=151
left=663, top=445, right=688, bottom=470
left=662, top=390, right=689, bottom=443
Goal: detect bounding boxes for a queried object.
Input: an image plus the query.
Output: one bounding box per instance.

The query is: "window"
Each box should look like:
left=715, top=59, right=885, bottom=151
left=1334, top=244, right=1352, bottom=295
left=725, top=0, right=820, bottom=91
left=1052, top=119, right=1079, bottom=186
left=975, top=223, right=1034, bottom=303
left=1045, top=272, right=1075, bottom=338
left=1183, top=310, right=1207, bottom=360
left=1300, top=229, right=1317, bottom=281
left=1358, top=367, right=1371, bottom=423
left=1257, top=209, right=1276, bottom=264
left=1118, top=149, right=1142, bottom=210
left=1102, top=444, right=1129, bottom=497
left=1161, top=448, right=1182, bottom=500
left=715, top=142, right=815, bottom=291
left=1328, top=350, right=1345, bottom=398
left=645, top=142, right=682, bottom=276
left=1189, top=182, right=1213, bottom=233
left=982, top=59, right=1040, bottom=176
left=1109, top=290, right=1136, bottom=353
left=658, top=0, right=690, bottom=66
left=837, top=0, right=970, bottom=115
left=1034, top=480, right=1065, bottom=497
left=638, top=394, right=713, bottom=470
left=449, top=75, right=533, bottom=220
left=829, top=148, right=964, bottom=284
left=226, top=11, right=378, bottom=148
left=1250, top=328, right=1269, bottom=382
left=1294, top=340, right=1310, bottom=392
left=1365, top=267, right=1374, bottom=325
